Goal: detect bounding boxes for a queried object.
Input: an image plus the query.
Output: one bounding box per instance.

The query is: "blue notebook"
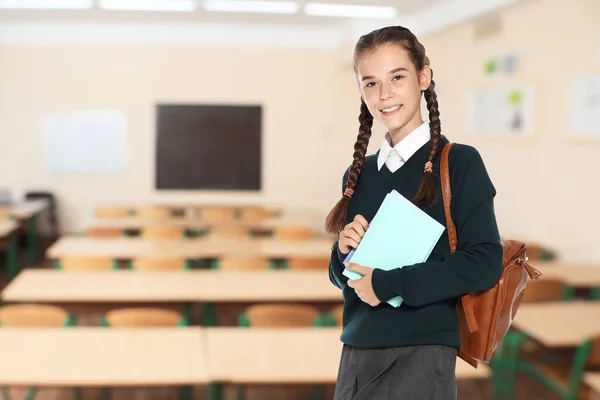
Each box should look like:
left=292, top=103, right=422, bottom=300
left=343, top=189, right=445, bottom=307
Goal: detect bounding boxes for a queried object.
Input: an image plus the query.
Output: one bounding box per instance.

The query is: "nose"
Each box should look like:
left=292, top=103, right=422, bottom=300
left=379, top=82, right=393, bottom=101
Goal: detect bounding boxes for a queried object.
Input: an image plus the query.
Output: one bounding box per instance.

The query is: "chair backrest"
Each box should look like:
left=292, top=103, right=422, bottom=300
left=286, top=257, right=329, bottom=270
left=95, top=206, right=130, bottom=218
left=104, top=308, right=183, bottom=327
left=0, top=304, right=70, bottom=327
left=200, top=207, right=237, bottom=222
left=135, top=206, right=172, bottom=219
left=273, top=227, right=313, bottom=241
left=526, top=243, right=556, bottom=261
left=217, top=256, right=271, bottom=270
left=331, top=304, right=343, bottom=327
left=0, top=207, right=11, bottom=220
left=85, top=227, right=124, bottom=239
left=586, top=335, right=600, bottom=369
left=58, top=257, right=116, bottom=271
left=521, top=278, right=568, bottom=303
left=239, top=207, right=271, bottom=221
left=208, top=226, right=249, bottom=239
left=141, top=226, right=185, bottom=239
left=244, top=304, right=320, bottom=327
left=131, top=258, right=188, bottom=271
left=0, top=207, right=12, bottom=221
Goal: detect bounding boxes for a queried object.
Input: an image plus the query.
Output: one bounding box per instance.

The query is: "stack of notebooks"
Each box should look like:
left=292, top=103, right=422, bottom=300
left=343, top=189, right=445, bottom=307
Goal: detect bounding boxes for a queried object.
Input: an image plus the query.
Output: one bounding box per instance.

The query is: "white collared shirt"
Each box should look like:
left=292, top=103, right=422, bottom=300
left=377, top=121, right=431, bottom=172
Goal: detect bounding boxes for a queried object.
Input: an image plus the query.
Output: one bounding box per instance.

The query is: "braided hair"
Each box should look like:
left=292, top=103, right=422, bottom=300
left=325, top=26, right=442, bottom=235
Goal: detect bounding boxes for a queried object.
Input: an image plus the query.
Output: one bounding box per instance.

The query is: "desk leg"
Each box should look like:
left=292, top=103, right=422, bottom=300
left=203, top=303, right=216, bottom=327
left=6, top=231, right=18, bottom=281
left=26, top=216, right=38, bottom=268
left=179, top=385, right=194, bottom=400
left=207, top=383, right=223, bottom=400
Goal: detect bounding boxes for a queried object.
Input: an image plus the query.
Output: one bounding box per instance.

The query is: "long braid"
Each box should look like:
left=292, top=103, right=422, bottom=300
left=325, top=101, right=373, bottom=234
left=412, top=73, right=442, bottom=207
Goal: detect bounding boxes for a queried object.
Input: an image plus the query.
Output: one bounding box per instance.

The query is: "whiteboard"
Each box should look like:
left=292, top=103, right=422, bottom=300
left=469, top=85, right=535, bottom=136
left=44, top=110, right=126, bottom=173
left=570, top=76, right=600, bottom=137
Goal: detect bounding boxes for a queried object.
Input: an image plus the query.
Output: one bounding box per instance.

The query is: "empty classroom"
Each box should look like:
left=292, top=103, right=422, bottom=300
left=1, top=0, right=600, bottom=399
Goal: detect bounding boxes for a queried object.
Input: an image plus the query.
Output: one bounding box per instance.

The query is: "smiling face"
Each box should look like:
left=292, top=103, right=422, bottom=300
left=355, top=42, right=431, bottom=143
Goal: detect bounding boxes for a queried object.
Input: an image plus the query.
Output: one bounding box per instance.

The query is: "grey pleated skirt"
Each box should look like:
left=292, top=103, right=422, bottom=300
left=333, top=343, right=458, bottom=400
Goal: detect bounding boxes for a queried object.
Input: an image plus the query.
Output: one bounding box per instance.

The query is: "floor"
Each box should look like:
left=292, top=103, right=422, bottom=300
left=0, top=235, right=562, bottom=400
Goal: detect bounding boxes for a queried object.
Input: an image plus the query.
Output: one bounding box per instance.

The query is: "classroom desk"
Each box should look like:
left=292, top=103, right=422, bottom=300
left=205, top=328, right=490, bottom=384
left=85, top=215, right=324, bottom=234
left=0, top=220, right=19, bottom=280
left=511, top=302, right=600, bottom=347
left=5, top=199, right=49, bottom=268
left=493, top=302, right=600, bottom=399
left=1, top=270, right=341, bottom=303
left=534, top=262, right=600, bottom=288
left=46, top=236, right=334, bottom=259
left=96, top=203, right=280, bottom=217
left=585, top=373, right=600, bottom=400
left=0, top=328, right=208, bottom=387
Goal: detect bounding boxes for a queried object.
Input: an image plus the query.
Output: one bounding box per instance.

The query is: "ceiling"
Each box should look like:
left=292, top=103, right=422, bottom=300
left=0, top=0, right=449, bottom=26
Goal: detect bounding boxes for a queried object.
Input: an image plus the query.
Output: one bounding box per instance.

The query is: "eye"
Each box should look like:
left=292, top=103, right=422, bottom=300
left=393, top=75, right=404, bottom=81
left=365, top=82, right=376, bottom=88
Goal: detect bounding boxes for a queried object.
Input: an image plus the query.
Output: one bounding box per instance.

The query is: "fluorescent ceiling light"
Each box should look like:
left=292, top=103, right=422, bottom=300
left=0, top=0, right=92, bottom=9
left=304, top=3, right=397, bottom=19
left=203, top=0, right=299, bottom=14
left=99, top=0, right=196, bottom=11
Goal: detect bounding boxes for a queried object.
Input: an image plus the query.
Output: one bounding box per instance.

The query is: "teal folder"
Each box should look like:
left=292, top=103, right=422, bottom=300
left=342, top=189, right=445, bottom=307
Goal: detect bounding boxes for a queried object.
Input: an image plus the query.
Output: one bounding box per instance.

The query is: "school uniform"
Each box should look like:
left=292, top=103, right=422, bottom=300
left=329, top=121, right=503, bottom=400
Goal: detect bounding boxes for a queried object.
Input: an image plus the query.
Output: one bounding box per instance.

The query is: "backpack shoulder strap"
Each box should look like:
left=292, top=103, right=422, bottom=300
left=440, top=143, right=457, bottom=253
left=440, top=142, right=478, bottom=334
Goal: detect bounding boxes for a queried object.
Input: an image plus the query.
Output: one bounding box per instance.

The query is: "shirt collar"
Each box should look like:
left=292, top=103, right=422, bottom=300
left=377, top=121, right=431, bottom=171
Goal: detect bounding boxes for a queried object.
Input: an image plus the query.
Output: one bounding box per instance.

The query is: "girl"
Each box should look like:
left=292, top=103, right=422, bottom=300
left=326, top=26, right=503, bottom=400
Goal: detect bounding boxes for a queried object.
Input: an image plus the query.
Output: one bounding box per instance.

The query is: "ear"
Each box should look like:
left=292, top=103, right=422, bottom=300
left=419, top=65, right=432, bottom=92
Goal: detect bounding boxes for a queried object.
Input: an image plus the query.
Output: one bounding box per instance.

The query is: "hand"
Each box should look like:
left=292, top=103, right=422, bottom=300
left=346, top=264, right=381, bottom=307
left=338, top=214, right=369, bottom=254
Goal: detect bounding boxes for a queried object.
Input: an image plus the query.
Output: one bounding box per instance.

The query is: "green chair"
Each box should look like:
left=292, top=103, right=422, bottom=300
left=210, top=257, right=277, bottom=271
left=0, top=304, right=75, bottom=400
left=323, top=304, right=344, bottom=328
left=280, top=257, right=330, bottom=271
left=140, top=226, right=187, bottom=240
left=54, top=257, right=120, bottom=271
left=127, top=257, right=192, bottom=271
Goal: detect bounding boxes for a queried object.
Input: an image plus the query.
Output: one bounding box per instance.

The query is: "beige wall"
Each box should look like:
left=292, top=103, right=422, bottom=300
left=0, top=45, right=360, bottom=232
left=419, top=0, right=600, bottom=262
left=1, top=0, right=599, bottom=261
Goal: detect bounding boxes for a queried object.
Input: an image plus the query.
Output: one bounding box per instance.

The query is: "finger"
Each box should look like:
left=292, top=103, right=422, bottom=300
left=353, top=214, right=369, bottom=231
left=348, top=222, right=366, bottom=238
left=347, top=279, right=355, bottom=288
left=343, top=229, right=362, bottom=244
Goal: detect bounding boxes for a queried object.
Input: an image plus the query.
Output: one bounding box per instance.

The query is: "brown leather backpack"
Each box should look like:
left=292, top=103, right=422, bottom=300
left=440, top=143, right=542, bottom=368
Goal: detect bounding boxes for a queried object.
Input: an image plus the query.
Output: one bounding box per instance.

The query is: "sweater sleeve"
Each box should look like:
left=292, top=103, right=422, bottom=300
left=371, top=145, right=503, bottom=307
left=329, top=167, right=351, bottom=289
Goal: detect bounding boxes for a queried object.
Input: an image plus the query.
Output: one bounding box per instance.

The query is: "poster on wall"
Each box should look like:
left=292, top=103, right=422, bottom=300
left=469, top=85, right=535, bottom=136
left=570, top=76, right=600, bottom=137
left=44, top=109, right=126, bottom=173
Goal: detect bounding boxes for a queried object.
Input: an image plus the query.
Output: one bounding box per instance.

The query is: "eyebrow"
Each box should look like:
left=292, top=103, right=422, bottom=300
left=361, top=67, right=408, bottom=81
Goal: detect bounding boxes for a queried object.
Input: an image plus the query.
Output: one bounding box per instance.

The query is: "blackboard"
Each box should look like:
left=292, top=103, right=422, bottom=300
left=155, top=104, right=262, bottom=191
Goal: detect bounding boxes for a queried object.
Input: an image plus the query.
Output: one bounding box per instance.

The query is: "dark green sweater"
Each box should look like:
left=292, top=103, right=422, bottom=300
left=329, top=137, right=503, bottom=350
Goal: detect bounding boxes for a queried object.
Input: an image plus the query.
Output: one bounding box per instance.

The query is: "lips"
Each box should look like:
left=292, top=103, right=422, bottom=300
left=379, top=105, right=402, bottom=115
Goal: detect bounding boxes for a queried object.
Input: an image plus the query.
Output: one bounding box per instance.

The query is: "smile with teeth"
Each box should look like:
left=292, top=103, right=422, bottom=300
left=380, top=105, right=401, bottom=113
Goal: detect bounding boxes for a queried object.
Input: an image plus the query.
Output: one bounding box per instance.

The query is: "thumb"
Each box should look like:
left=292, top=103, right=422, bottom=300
left=346, top=263, right=369, bottom=275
